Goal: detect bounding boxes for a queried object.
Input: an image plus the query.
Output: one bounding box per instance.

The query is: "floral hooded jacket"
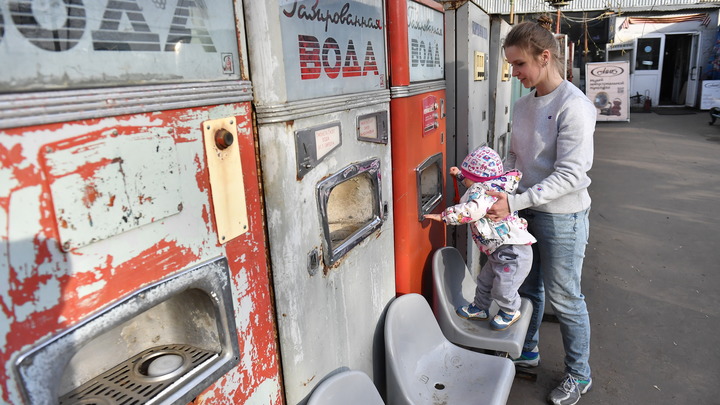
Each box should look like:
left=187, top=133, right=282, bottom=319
left=441, top=170, right=537, bottom=254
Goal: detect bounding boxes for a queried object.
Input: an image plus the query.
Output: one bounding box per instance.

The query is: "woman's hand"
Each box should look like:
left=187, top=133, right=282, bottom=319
left=423, top=214, right=442, bottom=222
left=486, top=190, right=510, bottom=221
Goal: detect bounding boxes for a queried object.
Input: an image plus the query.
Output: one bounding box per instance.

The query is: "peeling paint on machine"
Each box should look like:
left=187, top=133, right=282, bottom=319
left=0, top=1, right=282, bottom=404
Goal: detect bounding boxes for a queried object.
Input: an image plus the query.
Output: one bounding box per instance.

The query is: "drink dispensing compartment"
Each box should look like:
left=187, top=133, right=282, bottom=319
left=416, top=152, right=444, bottom=221
left=318, top=158, right=386, bottom=267
left=14, top=258, right=239, bottom=405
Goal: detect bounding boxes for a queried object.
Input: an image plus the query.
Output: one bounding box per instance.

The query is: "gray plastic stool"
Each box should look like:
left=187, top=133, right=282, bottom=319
left=432, top=246, right=532, bottom=358
left=385, top=293, right=515, bottom=405
left=307, top=370, right=384, bottom=405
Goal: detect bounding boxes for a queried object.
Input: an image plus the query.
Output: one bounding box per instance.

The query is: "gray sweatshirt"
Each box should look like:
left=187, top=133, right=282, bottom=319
left=506, top=81, right=595, bottom=214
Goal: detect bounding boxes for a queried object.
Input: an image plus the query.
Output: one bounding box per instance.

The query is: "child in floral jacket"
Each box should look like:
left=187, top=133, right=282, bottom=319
left=425, top=146, right=536, bottom=330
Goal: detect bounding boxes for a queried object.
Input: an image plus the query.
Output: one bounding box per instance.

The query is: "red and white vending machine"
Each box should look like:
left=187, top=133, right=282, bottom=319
left=0, top=2, right=282, bottom=404
left=387, top=0, right=448, bottom=298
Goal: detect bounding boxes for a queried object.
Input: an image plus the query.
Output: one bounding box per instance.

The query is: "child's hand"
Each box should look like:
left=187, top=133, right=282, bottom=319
left=449, top=166, right=461, bottom=177
left=423, top=214, right=442, bottom=222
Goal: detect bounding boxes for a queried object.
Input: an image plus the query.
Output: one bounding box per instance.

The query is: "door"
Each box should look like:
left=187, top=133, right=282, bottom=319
left=686, top=34, right=701, bottom=107
left=660, top=34, right=692, bottom=105
left=633, top=36, right=664, bottom=107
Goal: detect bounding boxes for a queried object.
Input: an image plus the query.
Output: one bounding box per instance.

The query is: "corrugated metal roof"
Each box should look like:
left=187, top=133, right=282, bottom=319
left=476, top=0, right=720, bottom=15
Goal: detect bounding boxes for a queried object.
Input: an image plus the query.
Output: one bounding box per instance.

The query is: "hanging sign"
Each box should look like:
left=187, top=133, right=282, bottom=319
left=585, top=61, right=630, bottom=122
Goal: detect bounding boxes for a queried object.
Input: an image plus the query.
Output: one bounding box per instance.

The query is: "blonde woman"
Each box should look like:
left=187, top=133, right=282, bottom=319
left=487, top=17, right=596, bottom=405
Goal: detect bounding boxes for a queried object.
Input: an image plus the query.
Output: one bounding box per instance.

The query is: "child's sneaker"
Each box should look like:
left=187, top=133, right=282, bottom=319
left=456, top=303, right=489, bottom=320
left=512, top=346, right=540, bottom=367
left=490, top=309, right=521, bottom=330
left=547, top=374, right=592, bottom=405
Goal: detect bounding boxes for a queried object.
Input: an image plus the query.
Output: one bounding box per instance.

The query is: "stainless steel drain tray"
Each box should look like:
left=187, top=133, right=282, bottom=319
left=60, top=344, right=217, bottom=405
left=14, top=257, right=239, bottom=405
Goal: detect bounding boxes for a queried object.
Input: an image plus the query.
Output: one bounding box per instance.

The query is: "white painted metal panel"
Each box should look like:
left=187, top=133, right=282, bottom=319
left=244, top=1, right=395, bottom=403
left=41, top=128, right=182, bottom=251
left=257, top=104, right=396, bottom=404
left=488, top=15, right=512, bottom=159
left=445, top=2, right=490, bottom=276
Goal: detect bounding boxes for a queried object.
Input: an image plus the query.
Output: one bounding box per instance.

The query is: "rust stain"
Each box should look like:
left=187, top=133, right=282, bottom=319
left=137, top=194, right=153, bottom=205
left=82, top=184, right=101, bottom=208
left=108, top=194, right=116, bottom=207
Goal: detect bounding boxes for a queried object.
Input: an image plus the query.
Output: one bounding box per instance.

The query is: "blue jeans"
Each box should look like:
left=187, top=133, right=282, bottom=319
left=519, top=208, right=591, bottom=380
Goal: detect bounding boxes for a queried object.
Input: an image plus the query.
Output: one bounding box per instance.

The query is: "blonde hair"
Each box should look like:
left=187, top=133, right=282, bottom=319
left=504, top=17, right=563, bottom=76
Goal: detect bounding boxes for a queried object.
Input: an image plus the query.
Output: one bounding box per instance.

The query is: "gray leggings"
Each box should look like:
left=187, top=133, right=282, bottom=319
left=473, top=244, right=533, bottom=313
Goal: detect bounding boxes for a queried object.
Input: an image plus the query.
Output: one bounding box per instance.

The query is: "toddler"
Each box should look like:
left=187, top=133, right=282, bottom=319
left=425, top=146, right=535, bottom=330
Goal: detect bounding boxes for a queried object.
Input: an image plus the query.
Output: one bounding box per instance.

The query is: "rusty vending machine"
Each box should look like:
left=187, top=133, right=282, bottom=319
left=444, top=1, right=491, bottom=274
left=0, top=1, right=283, bottom=404
left=242, top=1, right=396, bottom=403
left=489, top=15, right=513, bottom=161
left=387, top=0, right=447, bottom=297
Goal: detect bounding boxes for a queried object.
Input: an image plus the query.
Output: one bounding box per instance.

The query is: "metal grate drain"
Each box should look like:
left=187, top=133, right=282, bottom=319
left=59, top=344, right=218, bottom=405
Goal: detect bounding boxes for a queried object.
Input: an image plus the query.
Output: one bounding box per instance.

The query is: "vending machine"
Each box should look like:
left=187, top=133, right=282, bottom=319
left=386, top=0, right=448, bottom=298
left=0, top=1, right=282, bottom=404
left=489, top=15, right=513, bottom=161
left=444, top=1, right=491, bottom=274
left=243, top=1, right=396, bottom=402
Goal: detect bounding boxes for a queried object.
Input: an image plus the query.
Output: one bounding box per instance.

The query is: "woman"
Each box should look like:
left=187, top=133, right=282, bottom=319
left=486, top=16, right=596, bottom=405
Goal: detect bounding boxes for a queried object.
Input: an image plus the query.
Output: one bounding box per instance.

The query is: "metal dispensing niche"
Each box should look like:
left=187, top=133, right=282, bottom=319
left=317, top=158, right=385, bottom=267
left=415, top=152, right=444, bottom=221
left=496, top=133, right=508, bottom=161
left=14, top=257, right=239, bottom=405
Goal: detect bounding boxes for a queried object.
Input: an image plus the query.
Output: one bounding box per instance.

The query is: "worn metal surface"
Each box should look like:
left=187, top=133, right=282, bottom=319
left=14, top=257, right=239, bottom=405
left=0, top=102, right=282, bottom=404
left=489, top=15, right=513, bottom=160
left=257, top=106, right=396, bottom=405
left=243, top=0, right=396, bottom=403
left=0, top=81, right=254, bottom=130
left=444, top=2, right=491, bottom=275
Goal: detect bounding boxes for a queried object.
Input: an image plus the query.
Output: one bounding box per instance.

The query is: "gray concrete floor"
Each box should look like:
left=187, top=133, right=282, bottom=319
left=507, top=108, right=720, bottom=405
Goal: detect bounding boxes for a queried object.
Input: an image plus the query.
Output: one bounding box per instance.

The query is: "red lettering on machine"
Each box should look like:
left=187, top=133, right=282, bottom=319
left=298, top=35, right=379, bottom=80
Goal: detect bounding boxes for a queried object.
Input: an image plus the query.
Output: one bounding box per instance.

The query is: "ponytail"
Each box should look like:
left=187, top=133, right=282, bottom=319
left=504, top=16, right=564, bottom=77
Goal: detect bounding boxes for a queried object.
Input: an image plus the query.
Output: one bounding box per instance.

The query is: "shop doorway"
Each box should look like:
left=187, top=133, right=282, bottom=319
left=660, top=34, right=694, bottom=105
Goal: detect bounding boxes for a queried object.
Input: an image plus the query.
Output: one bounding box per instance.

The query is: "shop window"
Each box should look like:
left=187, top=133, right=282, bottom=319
left=636, top=38, right=661, bottom=70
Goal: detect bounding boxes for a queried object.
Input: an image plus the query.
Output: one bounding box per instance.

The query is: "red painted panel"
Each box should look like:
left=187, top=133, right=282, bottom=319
left=0, top=104, right=282, bottom=404
left=391, top=89, right=447, bottom=297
